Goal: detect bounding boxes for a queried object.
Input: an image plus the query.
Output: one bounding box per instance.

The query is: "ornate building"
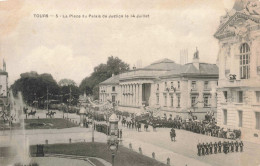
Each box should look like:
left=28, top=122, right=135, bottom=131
left=99, top=50, right=218, bottom=119
left=0, top=59, right=8, bottom=111
left=214, top=0, right=260, bottom=142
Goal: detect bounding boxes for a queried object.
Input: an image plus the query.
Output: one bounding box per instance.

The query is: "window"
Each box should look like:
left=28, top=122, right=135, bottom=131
left=223, top=91, right=228, bottom=102
left=191, top=96, right=197, bottom=107
left=157, top=84, right=159, bottom=91
left=238, top=91, right=243, bottom=103
left=171, top=82, right=174, bottom=90
left=238, top=111, right=243, bottom=127
left=177, top=81, right=180, bottom=89
left=164, top=94, right=167, bottom=106
left=156, top=94, right=159, bottom=104
left=256, top=112, right=260, bottom=130
left=112, top=86, right=115, bottom=92
left=204, top=81, right=209, bottom=90
left=204, top=95, right=209, bottom=107
left=112, top=95, right=115, bottom=102
left=170, top=94, right=174, bottom=107
left=240, top=43, right=250, bottom=79
left=223, top=109, right=227, bottom=125
left=256, top=91, right=260, bottom=103
left=165, top=82, right=167, bottom=90
left=191, top=81, right=197, bottom=90
left=177, top=95, right=180, bottom=107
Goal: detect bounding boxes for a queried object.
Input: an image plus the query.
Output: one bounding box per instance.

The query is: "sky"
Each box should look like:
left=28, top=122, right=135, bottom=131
left=0, top=0, right=236, bottom=85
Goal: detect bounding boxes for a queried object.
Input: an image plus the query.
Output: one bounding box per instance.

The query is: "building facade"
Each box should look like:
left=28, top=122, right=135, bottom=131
left=214, top=0, right=260, bottom=142
left=0, top=60, right=8, bottom=111
left=100, top=52, right=218, bottom=119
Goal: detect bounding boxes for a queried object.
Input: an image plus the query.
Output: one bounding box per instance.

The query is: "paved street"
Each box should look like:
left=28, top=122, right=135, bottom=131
left=2, top=109, right=260, bottom=166
left=120, top=122, right=260, bottom=166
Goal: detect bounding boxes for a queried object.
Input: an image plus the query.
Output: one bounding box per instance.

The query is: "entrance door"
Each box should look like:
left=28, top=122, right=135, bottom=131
left=223, top=109, right=227, bottom=125
left=142, top=83, right=151, bottom=106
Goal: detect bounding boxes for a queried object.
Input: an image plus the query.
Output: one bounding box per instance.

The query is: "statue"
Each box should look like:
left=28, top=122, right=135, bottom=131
left=193, top=47, right=199, bottom=59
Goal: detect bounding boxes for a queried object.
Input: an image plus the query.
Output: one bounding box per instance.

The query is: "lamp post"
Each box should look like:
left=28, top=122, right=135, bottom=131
left=108, top=113, right=119, bottom=166
left=92, top=106, right=95, bottom=142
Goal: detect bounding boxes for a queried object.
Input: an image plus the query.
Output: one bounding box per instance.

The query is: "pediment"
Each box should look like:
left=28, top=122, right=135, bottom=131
left=214, top=12, right=260, bottom=39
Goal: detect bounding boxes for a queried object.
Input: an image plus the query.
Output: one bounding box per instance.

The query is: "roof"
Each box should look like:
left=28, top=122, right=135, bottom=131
left=233, top=0, right=249, bottom=11
left=162, top=63, right=218, bottom=77
left=99, top=75, right=120, bottom=85
left=144, top=58, right=183, bottom=71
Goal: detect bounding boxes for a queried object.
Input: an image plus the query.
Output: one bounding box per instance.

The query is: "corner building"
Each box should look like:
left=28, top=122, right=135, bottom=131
left=214, top=0, right=260, bottom=142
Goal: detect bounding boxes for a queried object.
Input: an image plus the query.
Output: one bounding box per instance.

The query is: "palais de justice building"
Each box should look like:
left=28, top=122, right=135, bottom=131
left=214, top=0, right=260, bottom=142
left=99, top=52, right=218, bottom=119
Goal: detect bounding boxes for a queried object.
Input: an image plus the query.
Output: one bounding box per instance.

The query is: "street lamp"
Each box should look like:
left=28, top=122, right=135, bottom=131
left=108, top=113, right=119, bottom=166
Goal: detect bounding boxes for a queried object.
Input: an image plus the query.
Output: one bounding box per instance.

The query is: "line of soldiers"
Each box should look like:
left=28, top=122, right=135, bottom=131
left=197, top=141, right=244, bottom=156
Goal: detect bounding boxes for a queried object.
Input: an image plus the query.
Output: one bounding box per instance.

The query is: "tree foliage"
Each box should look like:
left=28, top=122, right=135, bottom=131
left=79, top=56, right=129, bottom=99
left=10, top=72, right=80, bottom=106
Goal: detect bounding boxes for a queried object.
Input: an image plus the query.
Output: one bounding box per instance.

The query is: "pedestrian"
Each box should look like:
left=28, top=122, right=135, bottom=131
left=218, top=141, right=222, bottom=153
left=117, top=129, right=120, bottom=138
left=239, top=141, right=244, bottom=152
left=120, top=129, right=122, bottom=139
left=214, top=142, right=218, bottom=154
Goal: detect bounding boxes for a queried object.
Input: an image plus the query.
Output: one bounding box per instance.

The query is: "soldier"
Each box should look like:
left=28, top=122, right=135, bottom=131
left=205, top=142, right=209, bottom=155
left=209, top=142, right=213, bottom=154
left=240, top=141, right=244, bottom=152
left=218, top=141, right=222, bottom=153
left=230, top=141, right=234, bottom=152
left=197, top=143, right=202, bottom=156
left=235, top=141, right=239, bottom=152
left=201, top=143, right=205, bottom=155
left=223, top=141, right=226, bottom=154
left=227, top=141, right=230, bottom=153
left=214, top=142, right=218, bottom=154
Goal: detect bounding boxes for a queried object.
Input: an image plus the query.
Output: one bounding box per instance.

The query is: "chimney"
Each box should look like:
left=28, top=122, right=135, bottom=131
left=193, top=47, right=200, bottom=70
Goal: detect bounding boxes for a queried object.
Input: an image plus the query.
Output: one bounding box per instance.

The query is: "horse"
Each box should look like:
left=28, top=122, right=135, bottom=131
left=144, top=123, right=149, bottom=131
left=28, top=110, right=36, bottom=117
left=46, top=111, right=56, bottom=118
left=170, top=129, right=176, bottom=142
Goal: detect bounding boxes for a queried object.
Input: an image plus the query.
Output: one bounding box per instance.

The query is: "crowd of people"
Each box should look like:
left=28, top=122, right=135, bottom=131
left=197, top=141, right=244, bottom=156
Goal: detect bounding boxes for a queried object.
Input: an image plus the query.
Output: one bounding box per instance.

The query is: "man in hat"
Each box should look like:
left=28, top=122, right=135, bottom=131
left=230, top=141, right=234, bottom=152
left=201, top=143, right=205, bottom=156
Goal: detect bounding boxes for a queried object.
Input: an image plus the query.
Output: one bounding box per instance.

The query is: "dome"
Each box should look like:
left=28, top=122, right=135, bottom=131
left=79, top=107, right=86, bottom=114
left=109, top=113, right=119, bottom=122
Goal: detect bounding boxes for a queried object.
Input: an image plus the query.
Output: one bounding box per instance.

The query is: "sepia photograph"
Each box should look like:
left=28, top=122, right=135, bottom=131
left=0, top=0, right=260, bottom=165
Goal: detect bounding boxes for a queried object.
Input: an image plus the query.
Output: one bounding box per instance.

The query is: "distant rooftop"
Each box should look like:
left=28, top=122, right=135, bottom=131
left=144, top=58, right=183, bottom=71
left=99, top=74, right=120, bottom=85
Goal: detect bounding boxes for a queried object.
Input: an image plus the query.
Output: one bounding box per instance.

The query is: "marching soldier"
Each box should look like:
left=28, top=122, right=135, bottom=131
left=218, top=141, right=222, bottom=153
left=230, top=141, right=234, bottom=152
left=201, top=143, right=205, bottom=155
left=240, top=141, right=244, bottom=152
left=205, top=142, right=209, bottom=155
left=209, top=142, right=213, bottom=154
left=214, top=142, right=218, bottom=154
left=235, top=141, right=239, bottom=152
left=197, top=143, right=202, bottom=156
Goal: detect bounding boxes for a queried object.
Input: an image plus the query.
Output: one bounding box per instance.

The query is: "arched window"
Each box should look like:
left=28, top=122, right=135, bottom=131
left=240, top=43, right=250, bottom=79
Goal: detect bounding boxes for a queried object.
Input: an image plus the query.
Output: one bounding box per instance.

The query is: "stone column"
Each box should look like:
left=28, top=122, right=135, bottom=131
left=134, top=84, right=137, bottom=106
left=139, top=83, right=143, bottom=106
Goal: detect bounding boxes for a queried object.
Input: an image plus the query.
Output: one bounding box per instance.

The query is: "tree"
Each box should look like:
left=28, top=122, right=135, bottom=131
left=58, top=79, right=76, bottom=87
left=10, top=71, right=60, bottom=106
left=79, top=56, right=129, bottom=99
